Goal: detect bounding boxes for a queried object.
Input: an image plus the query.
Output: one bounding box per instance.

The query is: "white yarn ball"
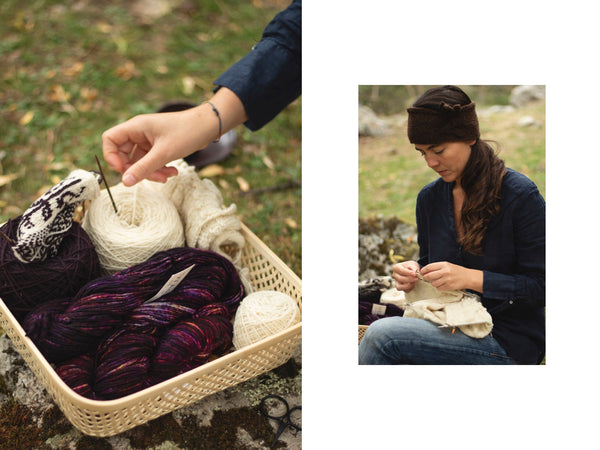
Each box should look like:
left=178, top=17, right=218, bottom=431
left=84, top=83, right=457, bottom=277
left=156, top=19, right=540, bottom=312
left=233, top=290, right=301, bottom=349
left=83, top=181, right=185, bottom=274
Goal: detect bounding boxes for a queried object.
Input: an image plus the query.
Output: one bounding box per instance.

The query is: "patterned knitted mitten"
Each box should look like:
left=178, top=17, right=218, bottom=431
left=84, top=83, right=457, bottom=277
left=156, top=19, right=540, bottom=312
left=12, top=169, right=101, bottom=263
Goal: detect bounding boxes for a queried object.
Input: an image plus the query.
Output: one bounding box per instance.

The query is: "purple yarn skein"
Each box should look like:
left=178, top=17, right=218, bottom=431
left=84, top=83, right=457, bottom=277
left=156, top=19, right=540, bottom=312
left=0, top=217, right=101, bottom=322
left=24, top=247, right=244, bottom=400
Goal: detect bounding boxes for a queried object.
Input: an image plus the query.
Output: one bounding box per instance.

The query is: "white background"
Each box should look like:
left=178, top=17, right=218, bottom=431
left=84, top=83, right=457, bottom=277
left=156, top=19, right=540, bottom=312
left=301, top=1, right=598, bottom=448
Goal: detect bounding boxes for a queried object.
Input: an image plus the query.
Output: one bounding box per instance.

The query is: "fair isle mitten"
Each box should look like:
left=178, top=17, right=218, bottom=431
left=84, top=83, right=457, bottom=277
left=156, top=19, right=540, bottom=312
left=12, top=169, right=101, bottom=263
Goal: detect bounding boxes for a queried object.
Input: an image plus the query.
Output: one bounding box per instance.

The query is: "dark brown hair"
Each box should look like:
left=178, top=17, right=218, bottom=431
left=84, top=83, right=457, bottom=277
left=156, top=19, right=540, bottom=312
left=412, top=86, right=506, bottom=254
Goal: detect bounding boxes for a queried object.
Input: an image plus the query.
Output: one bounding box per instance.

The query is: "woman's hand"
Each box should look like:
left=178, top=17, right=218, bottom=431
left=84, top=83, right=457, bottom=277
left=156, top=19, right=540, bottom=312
left=102, top=110, right=195, bottom=186
left=102, top=87, right=247, bottom=187
left=392, top=261, right=421, bottom=292
left=420, top=261, right=483, bottom=292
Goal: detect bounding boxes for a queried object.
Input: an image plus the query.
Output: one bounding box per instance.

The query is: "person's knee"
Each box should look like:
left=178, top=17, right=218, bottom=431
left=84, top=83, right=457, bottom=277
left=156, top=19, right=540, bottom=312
left=359, top=318, right=397, bottom=364
left=361, top=318, right=392, bottom=346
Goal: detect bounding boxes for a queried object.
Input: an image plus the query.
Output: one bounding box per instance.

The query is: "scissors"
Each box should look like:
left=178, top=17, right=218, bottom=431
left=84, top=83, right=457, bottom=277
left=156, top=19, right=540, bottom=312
left=259, top=394, right=301, bottom=447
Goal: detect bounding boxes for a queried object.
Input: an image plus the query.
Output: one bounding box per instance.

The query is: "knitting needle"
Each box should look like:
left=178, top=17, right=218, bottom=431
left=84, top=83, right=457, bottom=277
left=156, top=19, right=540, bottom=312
left=94, top=155, right=119, bottom=215
left=415, top=269, right=432, bottom=284
left=0, top=230, right=15, bottom=246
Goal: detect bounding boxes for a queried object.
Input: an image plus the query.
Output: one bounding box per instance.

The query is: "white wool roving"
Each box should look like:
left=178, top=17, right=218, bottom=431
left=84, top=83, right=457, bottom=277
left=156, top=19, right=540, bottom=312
left=232, top=290, right=300, bottom=349
left=151, top=159, right=245, bottom=265
left=83, top=181, right=185, bottom=274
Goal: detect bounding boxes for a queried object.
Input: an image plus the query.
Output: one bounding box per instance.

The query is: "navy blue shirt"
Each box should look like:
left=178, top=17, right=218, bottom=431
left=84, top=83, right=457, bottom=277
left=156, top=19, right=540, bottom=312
left=416, top=168, right=545, bottom=364
left=213, top=0, right=301, bottom=131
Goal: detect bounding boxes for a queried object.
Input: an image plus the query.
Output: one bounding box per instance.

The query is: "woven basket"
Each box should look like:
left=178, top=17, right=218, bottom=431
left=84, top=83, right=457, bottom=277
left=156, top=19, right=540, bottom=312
left=358, top=325, right=368, bottom=343
left=0, top=223, right=301, bottom=437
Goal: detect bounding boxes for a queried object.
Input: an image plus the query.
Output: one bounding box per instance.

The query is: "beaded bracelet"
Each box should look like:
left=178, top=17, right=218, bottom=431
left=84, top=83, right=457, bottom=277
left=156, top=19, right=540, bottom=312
left=207, top=101, right=222, bottom=143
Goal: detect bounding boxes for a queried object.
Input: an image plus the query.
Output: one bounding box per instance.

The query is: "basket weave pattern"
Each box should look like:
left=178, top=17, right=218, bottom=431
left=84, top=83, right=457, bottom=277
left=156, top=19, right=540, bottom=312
left=358, top=325, right=368, bottom=343
left=0, top=224, right=301, bottom=437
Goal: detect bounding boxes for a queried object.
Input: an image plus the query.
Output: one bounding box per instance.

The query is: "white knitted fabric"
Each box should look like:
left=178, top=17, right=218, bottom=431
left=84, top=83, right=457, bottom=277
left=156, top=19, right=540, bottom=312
left=401, top=279, right=493, bottom=338
left=151, top=159, right=245, bottom=266
left=12, top=169, right=101, bottom=263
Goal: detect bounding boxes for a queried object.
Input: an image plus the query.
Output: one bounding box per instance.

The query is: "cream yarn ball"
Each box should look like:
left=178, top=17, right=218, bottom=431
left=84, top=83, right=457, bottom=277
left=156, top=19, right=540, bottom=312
left=83, top=181, right=185, bottom=274
left=233, top=290, right=301, bottom=349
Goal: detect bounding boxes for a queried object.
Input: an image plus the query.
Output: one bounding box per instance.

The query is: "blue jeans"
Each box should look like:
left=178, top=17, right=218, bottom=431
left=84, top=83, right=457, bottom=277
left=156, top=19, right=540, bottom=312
left=358, top=317, right=516, bottom=365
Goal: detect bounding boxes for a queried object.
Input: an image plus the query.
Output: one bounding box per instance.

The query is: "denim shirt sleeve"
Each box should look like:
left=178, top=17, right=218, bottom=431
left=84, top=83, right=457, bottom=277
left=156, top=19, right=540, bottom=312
left=482, top=184, right=545, bottom=306
left=213, top=0, right=301, bottom=131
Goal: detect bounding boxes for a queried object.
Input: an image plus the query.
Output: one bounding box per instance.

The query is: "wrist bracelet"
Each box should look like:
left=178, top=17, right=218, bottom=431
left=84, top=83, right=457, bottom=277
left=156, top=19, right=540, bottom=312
left=207, top=101, right=222, bottom=143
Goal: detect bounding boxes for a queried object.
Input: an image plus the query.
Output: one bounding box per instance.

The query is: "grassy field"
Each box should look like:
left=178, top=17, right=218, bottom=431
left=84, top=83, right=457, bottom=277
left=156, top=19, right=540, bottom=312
left=359, top=86, right=545, bottom=224
left=0, top=0, right=301, bottom=276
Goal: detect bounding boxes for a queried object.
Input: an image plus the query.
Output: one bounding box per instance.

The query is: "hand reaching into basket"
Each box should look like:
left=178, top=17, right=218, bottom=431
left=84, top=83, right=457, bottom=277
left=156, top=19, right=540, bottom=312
left=102, top=0, right=301, bottom=188
left=102, top=87, right=248, bottom=187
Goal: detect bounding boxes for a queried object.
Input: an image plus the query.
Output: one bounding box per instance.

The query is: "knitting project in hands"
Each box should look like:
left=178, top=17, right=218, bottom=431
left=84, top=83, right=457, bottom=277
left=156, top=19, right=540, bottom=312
left=402, top=279, right=493, bottom=338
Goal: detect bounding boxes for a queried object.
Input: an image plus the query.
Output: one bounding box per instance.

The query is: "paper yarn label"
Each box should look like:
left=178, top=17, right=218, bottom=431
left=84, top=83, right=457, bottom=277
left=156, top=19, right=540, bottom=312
left=371, top=303, right=387, bottom=316
left=145, top=264, right=196, bottom=303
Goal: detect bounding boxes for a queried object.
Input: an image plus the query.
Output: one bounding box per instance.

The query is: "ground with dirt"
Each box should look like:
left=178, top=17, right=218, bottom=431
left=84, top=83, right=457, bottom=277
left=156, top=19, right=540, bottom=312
left=0, top=332, right=301, bottom=449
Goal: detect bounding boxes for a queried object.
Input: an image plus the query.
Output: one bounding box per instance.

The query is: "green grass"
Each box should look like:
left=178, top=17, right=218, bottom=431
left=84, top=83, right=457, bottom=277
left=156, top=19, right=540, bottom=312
left=0, top=0, right=301, bottom=276
left=359, top=88, right=545, bottom=225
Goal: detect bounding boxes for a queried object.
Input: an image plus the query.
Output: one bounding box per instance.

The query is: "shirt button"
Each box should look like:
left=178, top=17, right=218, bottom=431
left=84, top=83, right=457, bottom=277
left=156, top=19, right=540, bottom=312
left=509, top=300, right=514, bottom=305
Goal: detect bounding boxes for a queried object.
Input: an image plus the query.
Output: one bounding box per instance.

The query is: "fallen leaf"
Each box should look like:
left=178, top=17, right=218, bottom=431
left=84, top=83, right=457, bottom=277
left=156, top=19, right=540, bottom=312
left=12, top=11, right=34, bottom=31
left=63, top=61, right=84, bottom=77
left=132, top=0, right=174, bottom=24
left=198, top=164, right=225, bottom=177
left=218, top=179, right=230, bottom=189
left=0, top=173, right=19, bottom=187
left=19, top=111, right=34, bottom=125
left=284, top=218, right=298, bottom=229
left=115, top=61, right=139, bottom=80
left=96, top=21, right=113, bottom=33
left=236, top=176, right=250, bottom=192
left=60, top=103, right=77, bottom=114
left=49, top=85, right=71, bottom=102
left=80, top=86, right=98, bottom=101
left=262, top=155, right=275, bottom=169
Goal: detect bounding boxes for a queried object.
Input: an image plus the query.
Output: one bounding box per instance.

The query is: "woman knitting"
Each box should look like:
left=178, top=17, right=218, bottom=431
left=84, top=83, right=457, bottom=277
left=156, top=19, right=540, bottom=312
left=358, top=86, right=545, bottom=365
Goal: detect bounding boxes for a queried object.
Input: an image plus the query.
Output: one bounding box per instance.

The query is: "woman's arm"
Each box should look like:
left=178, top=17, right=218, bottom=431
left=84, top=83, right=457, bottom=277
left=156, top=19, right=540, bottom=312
left=213, top=0, right=301, bottom=131
left=484, top=189, right=545, bottom=305
left=102, top=87, right=247, bottom=187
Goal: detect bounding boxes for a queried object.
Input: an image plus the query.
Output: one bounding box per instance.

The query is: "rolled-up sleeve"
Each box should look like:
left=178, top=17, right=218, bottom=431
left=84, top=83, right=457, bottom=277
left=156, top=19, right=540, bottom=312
left=213, top=0, right=301, bottom=131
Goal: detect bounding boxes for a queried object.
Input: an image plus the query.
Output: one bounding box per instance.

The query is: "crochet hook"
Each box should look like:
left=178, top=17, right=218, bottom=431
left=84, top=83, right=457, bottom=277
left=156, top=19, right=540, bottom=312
left=94, top=155, right=118, bottom=215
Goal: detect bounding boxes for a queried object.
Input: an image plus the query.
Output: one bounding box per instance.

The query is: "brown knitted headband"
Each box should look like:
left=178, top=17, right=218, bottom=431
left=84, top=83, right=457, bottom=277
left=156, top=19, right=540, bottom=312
left=406, top=101, right=480, bottom=145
